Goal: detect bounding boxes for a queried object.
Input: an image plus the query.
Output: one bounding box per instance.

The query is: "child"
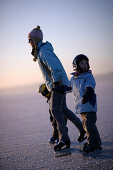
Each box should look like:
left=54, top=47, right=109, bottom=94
left=70, top=54, right=102, bottom=153
left=38, top=83, right=68, bottom=144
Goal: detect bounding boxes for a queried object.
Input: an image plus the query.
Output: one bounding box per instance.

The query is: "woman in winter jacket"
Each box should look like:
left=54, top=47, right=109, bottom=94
left=28, top=26, right=86, bottom=151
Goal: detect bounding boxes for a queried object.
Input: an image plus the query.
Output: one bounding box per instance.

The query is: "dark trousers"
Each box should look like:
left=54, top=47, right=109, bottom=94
left=50, top=91, right=84, bottom=142
left=49, top=108, right=67, bottom=139
left=81, top=112, right=102, bottom=147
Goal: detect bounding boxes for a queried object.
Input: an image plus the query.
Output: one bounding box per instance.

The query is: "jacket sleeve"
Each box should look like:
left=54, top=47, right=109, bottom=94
left=38, top=59, right=53, bottom=90
left=84, top=73, right=96, bottom=90
left=39, top=51, right=63, bottom=83
left=82, top=73, right=96, bottom=106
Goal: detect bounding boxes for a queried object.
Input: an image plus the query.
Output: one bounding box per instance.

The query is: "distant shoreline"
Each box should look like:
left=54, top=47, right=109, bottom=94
left=0, top=73, right=113, bottom=96
left=94, top=72, right=113, bottom=82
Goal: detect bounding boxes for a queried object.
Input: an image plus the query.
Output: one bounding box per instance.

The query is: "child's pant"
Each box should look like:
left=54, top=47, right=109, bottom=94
left=51, top=91, right=84, bottom=142
left=81, top=112, right=102, bottom=147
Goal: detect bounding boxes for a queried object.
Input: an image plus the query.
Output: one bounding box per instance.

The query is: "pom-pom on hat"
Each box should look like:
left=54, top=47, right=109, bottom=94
left=28, top=26, right=43, bottom=43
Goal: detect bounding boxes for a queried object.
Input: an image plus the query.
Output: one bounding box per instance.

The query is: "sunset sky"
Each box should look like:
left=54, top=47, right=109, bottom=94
left=0, top=0, right=113, bottom=89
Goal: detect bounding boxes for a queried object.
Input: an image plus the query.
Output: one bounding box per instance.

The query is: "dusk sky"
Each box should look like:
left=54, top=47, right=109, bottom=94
left=0, top=0, right=113, bottom=89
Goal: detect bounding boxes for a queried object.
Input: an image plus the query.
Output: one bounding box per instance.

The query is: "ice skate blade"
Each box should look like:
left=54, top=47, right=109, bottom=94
left=54, top=141, right=70, bottom=152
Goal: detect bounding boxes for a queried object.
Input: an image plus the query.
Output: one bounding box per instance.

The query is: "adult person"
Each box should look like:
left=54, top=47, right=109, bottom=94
left=28, top=26, right=86, bottom=151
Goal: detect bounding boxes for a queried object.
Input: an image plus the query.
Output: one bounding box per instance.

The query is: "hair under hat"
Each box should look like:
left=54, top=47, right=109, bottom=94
left=28, top=26, right=43, bottom=43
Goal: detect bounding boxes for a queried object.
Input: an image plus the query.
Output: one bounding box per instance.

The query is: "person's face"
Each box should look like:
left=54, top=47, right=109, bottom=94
left=78, top=59, right=88, bottom=71
left=28, top=39, right=35, bottom=48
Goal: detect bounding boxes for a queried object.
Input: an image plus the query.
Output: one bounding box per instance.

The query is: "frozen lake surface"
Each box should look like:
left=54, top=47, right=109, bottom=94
left=0, top=80, right=113, bottom=169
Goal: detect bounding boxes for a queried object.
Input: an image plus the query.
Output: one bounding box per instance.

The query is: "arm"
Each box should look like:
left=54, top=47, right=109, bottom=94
left=82, top=73, right=96, bottom=105
left=40, top=52, right=63, bottom=83
left=82, top=86, right=94, bottom=104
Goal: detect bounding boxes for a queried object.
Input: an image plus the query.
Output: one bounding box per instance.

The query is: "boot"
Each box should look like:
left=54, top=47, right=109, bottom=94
left=81, top=143, right=95, bottom=153
left=54, top=140, right=70, bottom=151
left=49, top=127, right=59, bottom=144
left=49, top=137, right=59, bottom=144
left=78, top=130, right=87, bottom=142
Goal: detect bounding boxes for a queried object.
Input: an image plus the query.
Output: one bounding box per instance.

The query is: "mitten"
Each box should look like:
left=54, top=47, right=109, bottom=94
left=82, top=86, right=94, bottom=104
left=53, top=82, right=63, bottom=93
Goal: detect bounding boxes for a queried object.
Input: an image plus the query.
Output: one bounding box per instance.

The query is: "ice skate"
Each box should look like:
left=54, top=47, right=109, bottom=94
left=54, top=140, right=70, bottom=151
left=95, top=145, right=102, bottom=150
left=49, top=137, right=59, bottom=144
left=78, top=131, right=87, bottom=142
left=81, top=143, right=95, bottom=153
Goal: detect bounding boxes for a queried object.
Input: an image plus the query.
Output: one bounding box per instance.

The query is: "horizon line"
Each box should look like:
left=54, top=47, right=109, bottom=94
left=0, top=72, right=113, bottom=92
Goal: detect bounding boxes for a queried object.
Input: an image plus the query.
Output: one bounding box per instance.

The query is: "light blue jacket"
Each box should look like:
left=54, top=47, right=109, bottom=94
left=70, top=71, right=97, bottom=114
left=36, top=41, right=70, bottom=91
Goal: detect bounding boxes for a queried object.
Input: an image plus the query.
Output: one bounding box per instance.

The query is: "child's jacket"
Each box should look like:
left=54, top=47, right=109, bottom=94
left=36, top=41, right=70, bottom=91
left=70, top=71, right=97, bottom=114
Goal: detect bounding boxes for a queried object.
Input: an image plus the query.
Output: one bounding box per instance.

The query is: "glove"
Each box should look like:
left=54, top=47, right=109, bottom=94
left=63, top=85, right=72, bottom=93
left=81, top=93, right=89, bottom=104
left=52, top=82, right=64, bottom=93
left=82, top=87, right=94, bottom=104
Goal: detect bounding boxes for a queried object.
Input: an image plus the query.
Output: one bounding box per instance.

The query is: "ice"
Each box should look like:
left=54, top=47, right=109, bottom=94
left=0, top=80, right=113, bottom=169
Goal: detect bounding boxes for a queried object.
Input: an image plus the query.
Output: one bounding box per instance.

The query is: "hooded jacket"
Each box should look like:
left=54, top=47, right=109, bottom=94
left=70, top=71, right=97, bottom=114
left=36, top=41, right=70, bottom=91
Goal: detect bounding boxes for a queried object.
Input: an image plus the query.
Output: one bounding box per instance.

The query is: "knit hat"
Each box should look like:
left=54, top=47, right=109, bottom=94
left=28, top=26, right=43, bottom=43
